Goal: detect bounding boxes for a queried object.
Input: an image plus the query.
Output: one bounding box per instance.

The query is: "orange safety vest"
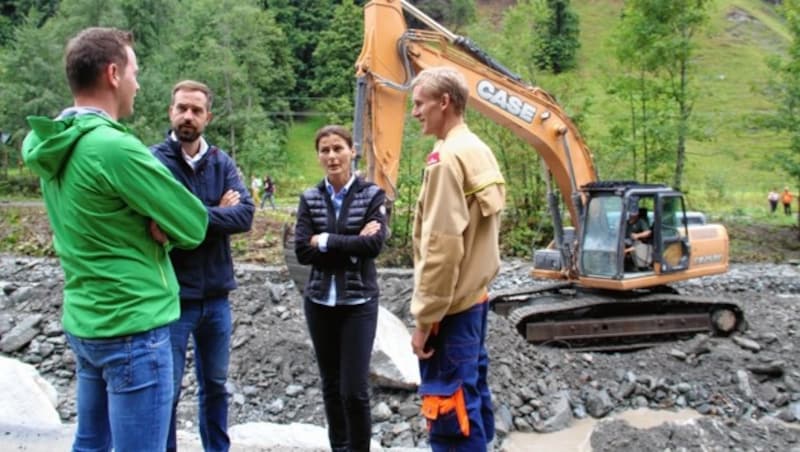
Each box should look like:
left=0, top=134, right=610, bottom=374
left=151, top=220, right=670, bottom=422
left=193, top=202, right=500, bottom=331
left=783, top=191, right=793, bottom=204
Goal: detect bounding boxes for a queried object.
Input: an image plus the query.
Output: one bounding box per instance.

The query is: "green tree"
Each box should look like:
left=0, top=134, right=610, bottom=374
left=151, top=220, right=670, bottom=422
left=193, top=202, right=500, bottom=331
left=48, top=0, right=126, bottom=36
left=168, top=0, right=295, bottom=172
left=118, top=0, right=175, bottom=58
left=0, top=0, right=59, bottom=44
left=762, top=0, right=800, bottom=219
left=1, top=0, right=180, bottom=144
left=606, top=70, right=676, bottom=182
left=612, top=0, right=711, bottom=190
left=0, top=0, right=293, bottom=177
left=262, top=0, right=334, bottom=111
left=0, top=14, right=13, bottom=44
left=491, top=0, right=578, bottom=75
left=37, top=0, right=180, bottom=142
left=540, top=0, right=580, bottom=74
left=0, top=9, right=66, bottom=149
left=441, top=0, right=592, bottom=249
left=492, top=0, right=549, bottom=79
left=310, top=0, right=362, bottom=124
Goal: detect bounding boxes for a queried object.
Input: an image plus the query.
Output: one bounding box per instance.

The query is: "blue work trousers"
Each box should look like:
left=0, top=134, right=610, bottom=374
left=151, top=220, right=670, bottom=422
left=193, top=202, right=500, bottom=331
left=167, top=296, right=232, bottom=452
left=419, top=300, right=494, bottom=452
left=66, top=325, right=173, bottom=452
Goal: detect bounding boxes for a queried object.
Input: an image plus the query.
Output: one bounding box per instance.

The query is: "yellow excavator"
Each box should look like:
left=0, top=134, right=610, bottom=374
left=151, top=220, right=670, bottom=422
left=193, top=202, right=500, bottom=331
left=285, top=0, right=743, bottom=351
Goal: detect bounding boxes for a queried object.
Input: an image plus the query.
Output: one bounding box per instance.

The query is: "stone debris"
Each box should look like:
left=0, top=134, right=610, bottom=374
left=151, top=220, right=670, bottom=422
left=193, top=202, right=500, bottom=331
left=0, top=256, right=799, bottom=449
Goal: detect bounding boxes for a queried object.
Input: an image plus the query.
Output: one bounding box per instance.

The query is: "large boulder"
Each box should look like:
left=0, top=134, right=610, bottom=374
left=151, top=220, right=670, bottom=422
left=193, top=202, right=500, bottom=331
left=370, top=306, right=420, bottom=389
left=0, top=355, right=60, bottom=428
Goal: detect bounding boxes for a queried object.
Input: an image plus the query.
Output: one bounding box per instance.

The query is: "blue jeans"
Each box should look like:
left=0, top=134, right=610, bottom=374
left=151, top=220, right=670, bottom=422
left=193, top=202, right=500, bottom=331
left=419, top=301, right=494, bottom=452
left=167, top=297, right=232, bottom=452
left=260, top=193, right=275, bottom=209
left=66, top=326, right=173, bottom=452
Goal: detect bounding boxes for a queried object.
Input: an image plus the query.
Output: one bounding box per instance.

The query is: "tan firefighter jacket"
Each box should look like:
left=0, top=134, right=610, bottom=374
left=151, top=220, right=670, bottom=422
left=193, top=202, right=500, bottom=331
left=411, top=123, right=506, bottom=330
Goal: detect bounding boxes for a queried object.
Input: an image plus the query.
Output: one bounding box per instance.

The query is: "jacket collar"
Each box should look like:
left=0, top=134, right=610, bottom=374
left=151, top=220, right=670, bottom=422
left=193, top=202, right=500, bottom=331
left=324, top=174, right=356, bottom=197
left=168, top=131, right=210, bottom=169
left=160, top=130, right=216, bottom=167
left=317, top=175, right=366, bottom=194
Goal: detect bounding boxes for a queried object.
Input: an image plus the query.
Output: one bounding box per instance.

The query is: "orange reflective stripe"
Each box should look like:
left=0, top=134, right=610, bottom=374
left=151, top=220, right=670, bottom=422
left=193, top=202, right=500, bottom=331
left=419, top=387, right=470, bottom=437
left=453, top=386, right=470, bottom=436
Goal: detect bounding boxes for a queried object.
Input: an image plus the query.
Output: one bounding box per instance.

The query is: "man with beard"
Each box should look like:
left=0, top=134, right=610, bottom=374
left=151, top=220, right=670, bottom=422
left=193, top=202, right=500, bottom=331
left=151, top=79, right=254, bottom=452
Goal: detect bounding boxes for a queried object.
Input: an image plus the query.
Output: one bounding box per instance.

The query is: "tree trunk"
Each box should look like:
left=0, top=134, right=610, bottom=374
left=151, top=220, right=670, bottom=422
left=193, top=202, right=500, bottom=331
left=673, top=59, right=689, bottom=191
left=224, top=72, right=236, bottom=161
left=2, top=144, right=8, bottom=180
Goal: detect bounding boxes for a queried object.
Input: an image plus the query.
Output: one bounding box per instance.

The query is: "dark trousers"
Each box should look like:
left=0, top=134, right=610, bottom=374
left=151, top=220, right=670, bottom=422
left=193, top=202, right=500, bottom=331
left=304, top=298, right=378, bottom=452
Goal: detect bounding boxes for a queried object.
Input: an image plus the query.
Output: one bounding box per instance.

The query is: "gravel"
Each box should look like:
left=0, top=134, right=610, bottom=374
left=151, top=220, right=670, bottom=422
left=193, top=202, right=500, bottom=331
left=1, top=255, right=799, bottom=449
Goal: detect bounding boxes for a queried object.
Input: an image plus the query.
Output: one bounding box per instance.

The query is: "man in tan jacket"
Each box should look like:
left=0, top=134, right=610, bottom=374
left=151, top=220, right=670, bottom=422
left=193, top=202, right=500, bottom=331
left=409, top=66, right=506, bottom=452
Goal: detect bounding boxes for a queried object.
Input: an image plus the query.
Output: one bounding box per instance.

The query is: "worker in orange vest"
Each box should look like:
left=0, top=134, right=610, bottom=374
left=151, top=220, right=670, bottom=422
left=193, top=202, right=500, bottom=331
left=782, top=187, right=793, bottom=215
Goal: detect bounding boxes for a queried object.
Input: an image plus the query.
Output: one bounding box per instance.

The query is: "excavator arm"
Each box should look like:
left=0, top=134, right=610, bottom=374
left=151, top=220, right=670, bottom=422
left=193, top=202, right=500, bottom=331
left=340, top=0, right=743, bottom=351
left=284, top=0, right=741, bottom=352
left=353, top=0, right=597, bottom=230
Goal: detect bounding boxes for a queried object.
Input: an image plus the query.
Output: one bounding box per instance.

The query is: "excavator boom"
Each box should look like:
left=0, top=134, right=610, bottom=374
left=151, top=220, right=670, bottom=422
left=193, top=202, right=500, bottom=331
left=355, top=0, right=596, bottom=227
left=284, top=0, right=744, bottom=350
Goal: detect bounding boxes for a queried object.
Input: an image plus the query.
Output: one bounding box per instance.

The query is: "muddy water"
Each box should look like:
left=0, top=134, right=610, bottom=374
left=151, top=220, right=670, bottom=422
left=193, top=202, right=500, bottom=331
left=499, top=408, right=702, bottom=452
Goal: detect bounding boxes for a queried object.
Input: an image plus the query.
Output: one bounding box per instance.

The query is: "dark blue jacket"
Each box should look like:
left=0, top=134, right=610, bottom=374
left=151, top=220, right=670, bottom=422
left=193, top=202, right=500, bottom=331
left=294, top=177, right=386, bottom=302
left=151, top=135, right=254, bottom=300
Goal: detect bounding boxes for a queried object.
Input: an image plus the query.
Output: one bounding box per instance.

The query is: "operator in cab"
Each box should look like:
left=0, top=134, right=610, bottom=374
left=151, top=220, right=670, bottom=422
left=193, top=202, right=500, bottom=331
left=624, top=197, right=652, bottom=271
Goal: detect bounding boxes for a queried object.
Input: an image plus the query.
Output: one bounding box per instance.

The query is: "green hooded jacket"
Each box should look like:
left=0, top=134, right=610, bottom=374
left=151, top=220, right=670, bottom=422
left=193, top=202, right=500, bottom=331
left=22, top=111, right=209, bottom=338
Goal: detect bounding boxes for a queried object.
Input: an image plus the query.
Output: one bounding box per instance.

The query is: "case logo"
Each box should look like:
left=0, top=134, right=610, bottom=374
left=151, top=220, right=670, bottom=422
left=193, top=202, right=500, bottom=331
left=477, top=80, right=537, bottom=123
left=694, top=254, right=722, bottom=265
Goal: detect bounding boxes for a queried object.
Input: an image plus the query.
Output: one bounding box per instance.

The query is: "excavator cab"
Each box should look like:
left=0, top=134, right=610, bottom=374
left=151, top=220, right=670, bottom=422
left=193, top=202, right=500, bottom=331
left=531, top=180, right=715, bottom=292
left=510, top=182, right=742, bottom=351
left=578, top=183, right=691, bottom=281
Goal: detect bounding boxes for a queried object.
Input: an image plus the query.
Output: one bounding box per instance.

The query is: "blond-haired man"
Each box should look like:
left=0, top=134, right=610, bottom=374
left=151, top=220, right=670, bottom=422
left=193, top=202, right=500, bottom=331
left=409, top=66, right=506, bottom=451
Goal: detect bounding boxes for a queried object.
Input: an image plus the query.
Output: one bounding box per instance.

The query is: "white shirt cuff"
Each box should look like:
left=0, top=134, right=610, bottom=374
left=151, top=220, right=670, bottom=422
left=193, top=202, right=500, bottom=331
left=318, top=233, right=329, bottom=252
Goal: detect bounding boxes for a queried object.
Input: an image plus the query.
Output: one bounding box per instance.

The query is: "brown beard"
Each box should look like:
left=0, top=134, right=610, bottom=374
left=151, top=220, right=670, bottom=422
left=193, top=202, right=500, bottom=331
left=174, top=125, right=200, bottom=143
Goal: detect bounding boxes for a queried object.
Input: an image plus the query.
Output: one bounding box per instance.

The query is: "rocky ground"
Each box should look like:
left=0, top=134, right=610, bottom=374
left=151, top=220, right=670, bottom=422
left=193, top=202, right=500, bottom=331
left=2, top=255, right=800, bottom=450
left=2, top=204, right=800, bottom=449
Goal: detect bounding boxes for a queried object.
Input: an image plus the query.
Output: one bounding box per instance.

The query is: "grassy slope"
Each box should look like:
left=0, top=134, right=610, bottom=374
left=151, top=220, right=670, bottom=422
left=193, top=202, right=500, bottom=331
left=282, top=116, right=326, bottom=198
left=286, top=0, right=793, bottom=223
left=687, top=0, right=789, bottom=203
left=572, top=0, right=791, bottom=218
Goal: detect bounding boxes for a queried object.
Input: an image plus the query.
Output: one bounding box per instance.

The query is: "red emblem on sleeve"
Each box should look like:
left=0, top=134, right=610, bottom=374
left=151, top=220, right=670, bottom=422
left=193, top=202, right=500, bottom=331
left=426, top=151, right=440, bottom=165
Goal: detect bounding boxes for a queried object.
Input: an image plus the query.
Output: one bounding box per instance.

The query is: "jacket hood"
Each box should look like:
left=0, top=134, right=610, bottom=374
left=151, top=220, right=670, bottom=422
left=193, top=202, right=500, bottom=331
left=22, top=112, right=122, bottom=180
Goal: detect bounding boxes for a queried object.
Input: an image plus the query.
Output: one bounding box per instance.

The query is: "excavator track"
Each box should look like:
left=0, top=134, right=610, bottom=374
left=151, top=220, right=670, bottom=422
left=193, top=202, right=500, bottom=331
left=491, top=285, right=745, bottom=352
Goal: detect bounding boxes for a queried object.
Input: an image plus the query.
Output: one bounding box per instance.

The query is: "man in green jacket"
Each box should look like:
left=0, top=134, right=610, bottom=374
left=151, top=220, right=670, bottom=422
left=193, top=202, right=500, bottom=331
left=21, top=27, right=208, bottom=452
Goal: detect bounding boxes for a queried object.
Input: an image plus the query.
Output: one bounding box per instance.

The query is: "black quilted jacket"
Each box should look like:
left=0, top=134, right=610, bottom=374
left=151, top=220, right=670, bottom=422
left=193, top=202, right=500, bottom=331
left=294, top=177, right=387, bottom=302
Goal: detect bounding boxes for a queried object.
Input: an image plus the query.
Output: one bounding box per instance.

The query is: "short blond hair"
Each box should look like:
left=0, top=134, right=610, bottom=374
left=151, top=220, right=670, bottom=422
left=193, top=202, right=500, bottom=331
left=171, top=80, right=213, bottom=109
left=410, top=67, right=468, bottom=115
